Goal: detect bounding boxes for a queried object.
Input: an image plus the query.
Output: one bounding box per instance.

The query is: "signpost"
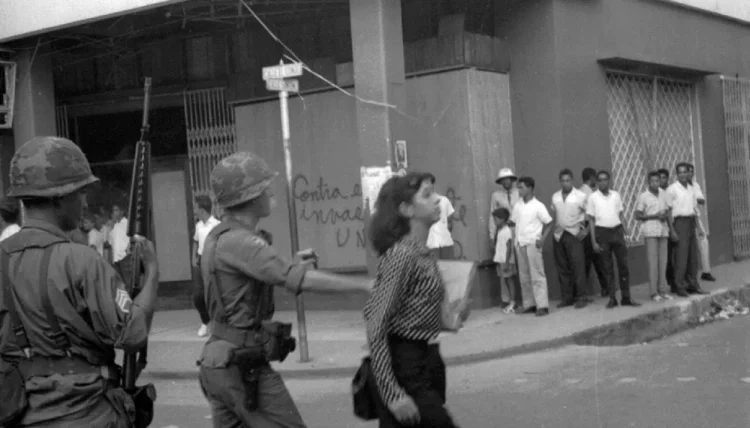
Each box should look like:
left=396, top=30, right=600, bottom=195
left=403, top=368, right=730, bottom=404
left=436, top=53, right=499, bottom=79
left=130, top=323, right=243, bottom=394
left=262, top=60, right=310, bottom=363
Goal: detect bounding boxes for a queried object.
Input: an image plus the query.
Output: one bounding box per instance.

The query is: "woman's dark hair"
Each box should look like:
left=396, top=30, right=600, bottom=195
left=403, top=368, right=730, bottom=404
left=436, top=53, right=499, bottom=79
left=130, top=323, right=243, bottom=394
left=0, top=198, right=20, bottom=224
left=492, top=207, right=510, bottom=222
left=369, top=172, right=433, bottom=256
left=195, top=194, right=213, bottom=213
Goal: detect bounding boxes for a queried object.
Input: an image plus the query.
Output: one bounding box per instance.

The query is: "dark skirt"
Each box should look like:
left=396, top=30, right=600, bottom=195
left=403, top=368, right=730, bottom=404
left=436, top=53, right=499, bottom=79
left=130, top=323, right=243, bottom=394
left=374, top=335, right=458, bottom=428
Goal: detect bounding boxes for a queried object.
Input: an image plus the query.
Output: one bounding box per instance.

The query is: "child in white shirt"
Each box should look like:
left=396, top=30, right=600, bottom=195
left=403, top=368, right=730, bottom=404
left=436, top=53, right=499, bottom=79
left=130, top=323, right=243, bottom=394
left=493, top=207, right=517, bottom=313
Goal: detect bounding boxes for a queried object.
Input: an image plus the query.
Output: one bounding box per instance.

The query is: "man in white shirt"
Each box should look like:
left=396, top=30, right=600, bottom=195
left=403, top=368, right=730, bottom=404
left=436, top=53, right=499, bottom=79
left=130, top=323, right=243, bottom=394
left=657, top=168, right=677, bottom=291
left=108, top=203, right=132, bottom=289
left=579, top=167, right=608, bottom=298
left=666, top=163, right=708, bottom=296
left=550, top=169, right=589, bottom=309
left=587, top=170, right=641, bottom=309
left=511, top=176, right=553, bottom=316
left=687, top=164, right=715, bottom=282
left=0, top=197, right=21, bottom=242
left=193, top=195, right=221, bottom=337
left=425, top=174, right=456, bottom=259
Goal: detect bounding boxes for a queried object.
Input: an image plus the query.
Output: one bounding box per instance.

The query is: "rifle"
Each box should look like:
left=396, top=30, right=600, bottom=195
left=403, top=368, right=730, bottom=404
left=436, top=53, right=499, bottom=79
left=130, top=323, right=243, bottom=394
left=122, top=77, right=154, bottom=393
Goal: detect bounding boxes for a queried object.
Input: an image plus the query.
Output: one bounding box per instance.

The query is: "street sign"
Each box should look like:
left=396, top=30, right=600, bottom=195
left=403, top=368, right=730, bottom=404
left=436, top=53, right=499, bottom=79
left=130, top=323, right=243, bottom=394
left=262, top=62, right=303, bottom=80
left=266, top=78, right=299, bottom=93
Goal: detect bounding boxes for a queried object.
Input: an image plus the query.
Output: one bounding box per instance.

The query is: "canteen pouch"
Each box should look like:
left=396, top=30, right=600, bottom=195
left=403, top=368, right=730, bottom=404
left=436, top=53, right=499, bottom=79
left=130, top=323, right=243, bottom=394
left=260, top=321, right=296, bottom=363
left=231, top=346, right=265, bottom=412
left=0, top=359, right=29, bottom=427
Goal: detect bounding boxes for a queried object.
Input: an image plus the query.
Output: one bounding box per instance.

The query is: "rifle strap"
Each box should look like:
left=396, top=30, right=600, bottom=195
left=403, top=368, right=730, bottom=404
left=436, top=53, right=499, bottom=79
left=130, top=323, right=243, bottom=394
left=1, top=250, right=31, bottom=354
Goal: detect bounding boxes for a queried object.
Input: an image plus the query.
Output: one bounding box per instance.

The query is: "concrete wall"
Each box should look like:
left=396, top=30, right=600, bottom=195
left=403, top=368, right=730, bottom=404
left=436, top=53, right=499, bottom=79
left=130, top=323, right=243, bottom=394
left=234, top=69, right=514, bottom=271
left=495, top=0, right=750, bottom=297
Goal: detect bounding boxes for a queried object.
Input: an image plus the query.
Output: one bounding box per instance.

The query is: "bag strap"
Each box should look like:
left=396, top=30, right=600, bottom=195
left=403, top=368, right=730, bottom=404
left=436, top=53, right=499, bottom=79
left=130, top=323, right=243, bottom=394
left=1, top=250, right=32, bottom=358
left=37, top=244, right=71, bottom=353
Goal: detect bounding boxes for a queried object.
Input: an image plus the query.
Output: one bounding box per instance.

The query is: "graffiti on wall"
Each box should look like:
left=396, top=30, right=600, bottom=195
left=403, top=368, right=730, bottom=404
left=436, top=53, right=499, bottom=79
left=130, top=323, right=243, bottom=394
left=293, top=174, right=367, bottom=250
left=292, top=173, right=476, bottom=263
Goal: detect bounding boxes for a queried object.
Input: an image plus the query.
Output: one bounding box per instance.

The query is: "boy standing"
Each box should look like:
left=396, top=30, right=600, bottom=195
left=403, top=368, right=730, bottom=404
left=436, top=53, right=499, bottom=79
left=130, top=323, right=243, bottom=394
left=426, top=174, right=456, bottom=259
left=635, top=171, right=676, bottom=301
left=193, top=195, right=221, bottom=337
left=493, top=207, right=517, bottom=313
left=587, top=170, right=641, bottom=309
left=511, top=176, right=553, bottom=317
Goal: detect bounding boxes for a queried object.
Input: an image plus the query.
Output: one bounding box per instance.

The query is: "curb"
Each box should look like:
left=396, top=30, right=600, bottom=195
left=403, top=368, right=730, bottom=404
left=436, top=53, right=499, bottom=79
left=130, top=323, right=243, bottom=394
left=143, top=283, right=750, bottom=381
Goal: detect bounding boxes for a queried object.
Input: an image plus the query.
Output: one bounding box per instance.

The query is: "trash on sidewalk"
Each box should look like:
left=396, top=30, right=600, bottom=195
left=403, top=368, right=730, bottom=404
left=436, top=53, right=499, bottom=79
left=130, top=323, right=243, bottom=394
left=696, top=297, right=749, bottom=324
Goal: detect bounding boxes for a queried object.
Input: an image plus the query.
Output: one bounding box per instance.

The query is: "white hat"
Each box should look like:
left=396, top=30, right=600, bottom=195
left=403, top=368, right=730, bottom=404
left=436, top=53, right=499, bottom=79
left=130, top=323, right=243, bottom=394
left=495, top=168, right=517, bottom=184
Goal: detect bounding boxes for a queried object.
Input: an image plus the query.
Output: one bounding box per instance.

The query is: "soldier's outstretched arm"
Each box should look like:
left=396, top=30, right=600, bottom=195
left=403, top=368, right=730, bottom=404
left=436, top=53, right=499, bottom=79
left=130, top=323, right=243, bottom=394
left=72, top=239, right=159, bottom=354
left=221, top=233, right=371, bottom=295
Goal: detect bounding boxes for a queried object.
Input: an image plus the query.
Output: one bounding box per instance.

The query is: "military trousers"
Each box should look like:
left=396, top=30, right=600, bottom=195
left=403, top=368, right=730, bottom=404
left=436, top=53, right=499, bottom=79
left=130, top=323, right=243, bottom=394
left=199, top=362, right=305, bottom=428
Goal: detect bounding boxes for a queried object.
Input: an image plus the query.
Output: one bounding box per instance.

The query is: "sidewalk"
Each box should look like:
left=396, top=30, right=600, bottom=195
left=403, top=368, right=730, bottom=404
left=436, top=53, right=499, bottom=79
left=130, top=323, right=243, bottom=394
left=139, top=260, right=750, bottom=380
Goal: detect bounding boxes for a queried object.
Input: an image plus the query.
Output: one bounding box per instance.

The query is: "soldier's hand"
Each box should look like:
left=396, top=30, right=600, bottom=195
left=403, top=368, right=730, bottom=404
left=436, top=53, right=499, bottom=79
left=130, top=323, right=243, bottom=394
left=295, top=248, right=318, bottom=265
left=133, top=235, right=158, bottom=273
left=388, top=395, right=420, bottom=426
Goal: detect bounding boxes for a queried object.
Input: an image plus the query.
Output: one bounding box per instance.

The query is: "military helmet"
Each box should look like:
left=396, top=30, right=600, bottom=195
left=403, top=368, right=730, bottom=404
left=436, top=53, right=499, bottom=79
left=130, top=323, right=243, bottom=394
left=7, top=136, right=99, bottom=199
left=210, top=152, right=278, bottom=209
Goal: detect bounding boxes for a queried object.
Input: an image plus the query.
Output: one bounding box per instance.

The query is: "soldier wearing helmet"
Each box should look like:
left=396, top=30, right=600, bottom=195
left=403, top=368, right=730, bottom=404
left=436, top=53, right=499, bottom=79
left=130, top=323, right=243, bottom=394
left=197, top=152, right=371, bottom=427
left=0, top=137, right=160, bottom=427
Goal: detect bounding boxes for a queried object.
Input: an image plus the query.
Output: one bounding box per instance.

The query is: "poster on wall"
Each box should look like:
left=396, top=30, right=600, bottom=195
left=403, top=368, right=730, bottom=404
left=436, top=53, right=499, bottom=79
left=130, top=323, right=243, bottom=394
left=395, top=140, right=408, bottom=170
left=360, top=166, right=393, bottom=215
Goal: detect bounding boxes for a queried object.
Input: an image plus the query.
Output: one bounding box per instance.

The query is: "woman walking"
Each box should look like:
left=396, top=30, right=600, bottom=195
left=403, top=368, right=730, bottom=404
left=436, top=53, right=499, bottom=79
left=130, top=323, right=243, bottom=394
left=364, top=172, right=459, bottom=428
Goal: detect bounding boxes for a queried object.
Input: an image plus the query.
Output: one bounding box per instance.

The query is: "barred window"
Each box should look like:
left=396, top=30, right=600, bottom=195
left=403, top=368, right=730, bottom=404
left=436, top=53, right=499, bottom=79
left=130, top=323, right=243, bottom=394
left=605, top=72, right=698, bottom=245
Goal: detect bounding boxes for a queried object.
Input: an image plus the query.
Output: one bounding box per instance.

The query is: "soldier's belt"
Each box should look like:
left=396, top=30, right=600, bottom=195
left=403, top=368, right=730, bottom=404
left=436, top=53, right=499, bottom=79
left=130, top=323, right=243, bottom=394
left=17, top=356, right=120, bottom=382
left=211, top=322, right=263, bottom=347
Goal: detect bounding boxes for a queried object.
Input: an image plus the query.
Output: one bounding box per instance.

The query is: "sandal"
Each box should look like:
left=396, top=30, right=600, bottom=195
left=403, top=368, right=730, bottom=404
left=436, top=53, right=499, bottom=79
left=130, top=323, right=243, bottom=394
left=503, top=303, right=516, bottom=314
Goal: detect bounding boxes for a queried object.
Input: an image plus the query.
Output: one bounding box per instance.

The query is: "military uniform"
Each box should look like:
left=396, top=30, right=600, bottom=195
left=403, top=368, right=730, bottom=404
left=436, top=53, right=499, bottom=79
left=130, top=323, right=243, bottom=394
left=198, top=152, right=310, bottom=428
left=0, top=137, right=148, bottom=427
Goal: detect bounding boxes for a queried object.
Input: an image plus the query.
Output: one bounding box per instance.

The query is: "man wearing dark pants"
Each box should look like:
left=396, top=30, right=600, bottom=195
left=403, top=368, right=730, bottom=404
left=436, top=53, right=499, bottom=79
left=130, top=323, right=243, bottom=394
left=193, top=195, right=221, bottom=337
left=550, top=169, right=589, bottom=309
left=586, top=170, right=641, bottom=309
left=666, top=163, right=709, bottom=297
left=658, top=168, right=677, bottom=292
left=580, top=167, right=609, bottom=298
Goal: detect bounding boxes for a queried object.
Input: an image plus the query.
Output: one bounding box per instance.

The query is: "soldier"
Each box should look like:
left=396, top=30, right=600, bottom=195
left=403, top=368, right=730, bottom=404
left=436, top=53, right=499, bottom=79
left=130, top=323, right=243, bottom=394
left=0, top=137, right=159, bottom=427
left=197, top=152, right=371, bottom=427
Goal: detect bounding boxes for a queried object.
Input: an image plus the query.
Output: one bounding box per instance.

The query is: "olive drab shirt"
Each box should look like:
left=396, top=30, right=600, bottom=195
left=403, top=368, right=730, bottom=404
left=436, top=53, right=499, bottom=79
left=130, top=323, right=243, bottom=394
left=0, top=220, right=150, bottom=425
left=200, top=219, right=308, bottom=329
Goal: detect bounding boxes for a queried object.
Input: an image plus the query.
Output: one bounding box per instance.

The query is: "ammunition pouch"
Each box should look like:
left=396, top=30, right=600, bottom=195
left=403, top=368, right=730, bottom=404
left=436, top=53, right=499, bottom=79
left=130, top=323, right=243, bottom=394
left=260, top=321, right=296, bottom=363
left=212, top=322, right=296, bottom=364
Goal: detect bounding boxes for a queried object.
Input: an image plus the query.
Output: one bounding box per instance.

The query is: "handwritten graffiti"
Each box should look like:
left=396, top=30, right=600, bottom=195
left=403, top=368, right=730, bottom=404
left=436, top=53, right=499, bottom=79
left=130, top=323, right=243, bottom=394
left=292, top=174, right=475, bottom=261
left=293, top=174, right=367, bottom=249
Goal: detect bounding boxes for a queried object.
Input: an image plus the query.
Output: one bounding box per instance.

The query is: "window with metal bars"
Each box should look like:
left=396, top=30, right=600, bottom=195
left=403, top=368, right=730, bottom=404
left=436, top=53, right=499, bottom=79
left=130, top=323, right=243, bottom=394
left=605, top=72, right=698, bottom=245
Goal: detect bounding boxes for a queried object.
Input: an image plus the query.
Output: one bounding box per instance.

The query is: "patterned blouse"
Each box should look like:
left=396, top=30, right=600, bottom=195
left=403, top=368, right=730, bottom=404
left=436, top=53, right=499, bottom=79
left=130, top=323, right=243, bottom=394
left=363, top=235, right=444, bottom=406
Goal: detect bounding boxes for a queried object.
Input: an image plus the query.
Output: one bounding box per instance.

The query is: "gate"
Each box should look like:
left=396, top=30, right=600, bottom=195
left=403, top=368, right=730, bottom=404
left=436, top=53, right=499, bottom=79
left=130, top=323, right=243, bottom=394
left=55, top=105, right=70, bottom=139
left=183, top=87, right=237, bottom=197
left=605, top=72, right=700, bottom=245
left=721, top=76, right=750, bottom=259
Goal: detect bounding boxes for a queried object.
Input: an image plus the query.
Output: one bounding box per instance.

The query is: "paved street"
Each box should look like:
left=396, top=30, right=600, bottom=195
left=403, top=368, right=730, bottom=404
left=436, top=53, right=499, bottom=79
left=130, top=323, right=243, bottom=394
left=148, top=315, right=750, bottom=428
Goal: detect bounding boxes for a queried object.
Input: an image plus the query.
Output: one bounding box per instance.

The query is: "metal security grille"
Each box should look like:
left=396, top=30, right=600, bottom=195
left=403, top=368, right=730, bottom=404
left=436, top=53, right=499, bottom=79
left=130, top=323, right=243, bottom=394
left=183, top=87, right=237, bottom=197
left=721, top=76, right=750, bottom=258
left=606, top=72, right=698, bottom=245
left=55, top=105, right=70, bottom=139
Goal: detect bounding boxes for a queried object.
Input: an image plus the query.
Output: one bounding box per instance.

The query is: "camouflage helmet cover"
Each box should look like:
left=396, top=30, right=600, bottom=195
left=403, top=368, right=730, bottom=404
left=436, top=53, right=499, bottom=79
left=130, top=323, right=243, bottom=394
left=210, top=152, right=278, bottom=209
left=8, top=136, right=99, bottom=198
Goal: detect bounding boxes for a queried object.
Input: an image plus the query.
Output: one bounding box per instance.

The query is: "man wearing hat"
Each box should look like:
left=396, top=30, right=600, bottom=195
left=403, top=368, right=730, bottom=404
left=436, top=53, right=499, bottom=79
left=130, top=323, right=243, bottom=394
left=490, top=168, right=520, bottom=306
left=0, top=137, right=159, bottom=426
left=198, top=151, right=372, bottom=427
